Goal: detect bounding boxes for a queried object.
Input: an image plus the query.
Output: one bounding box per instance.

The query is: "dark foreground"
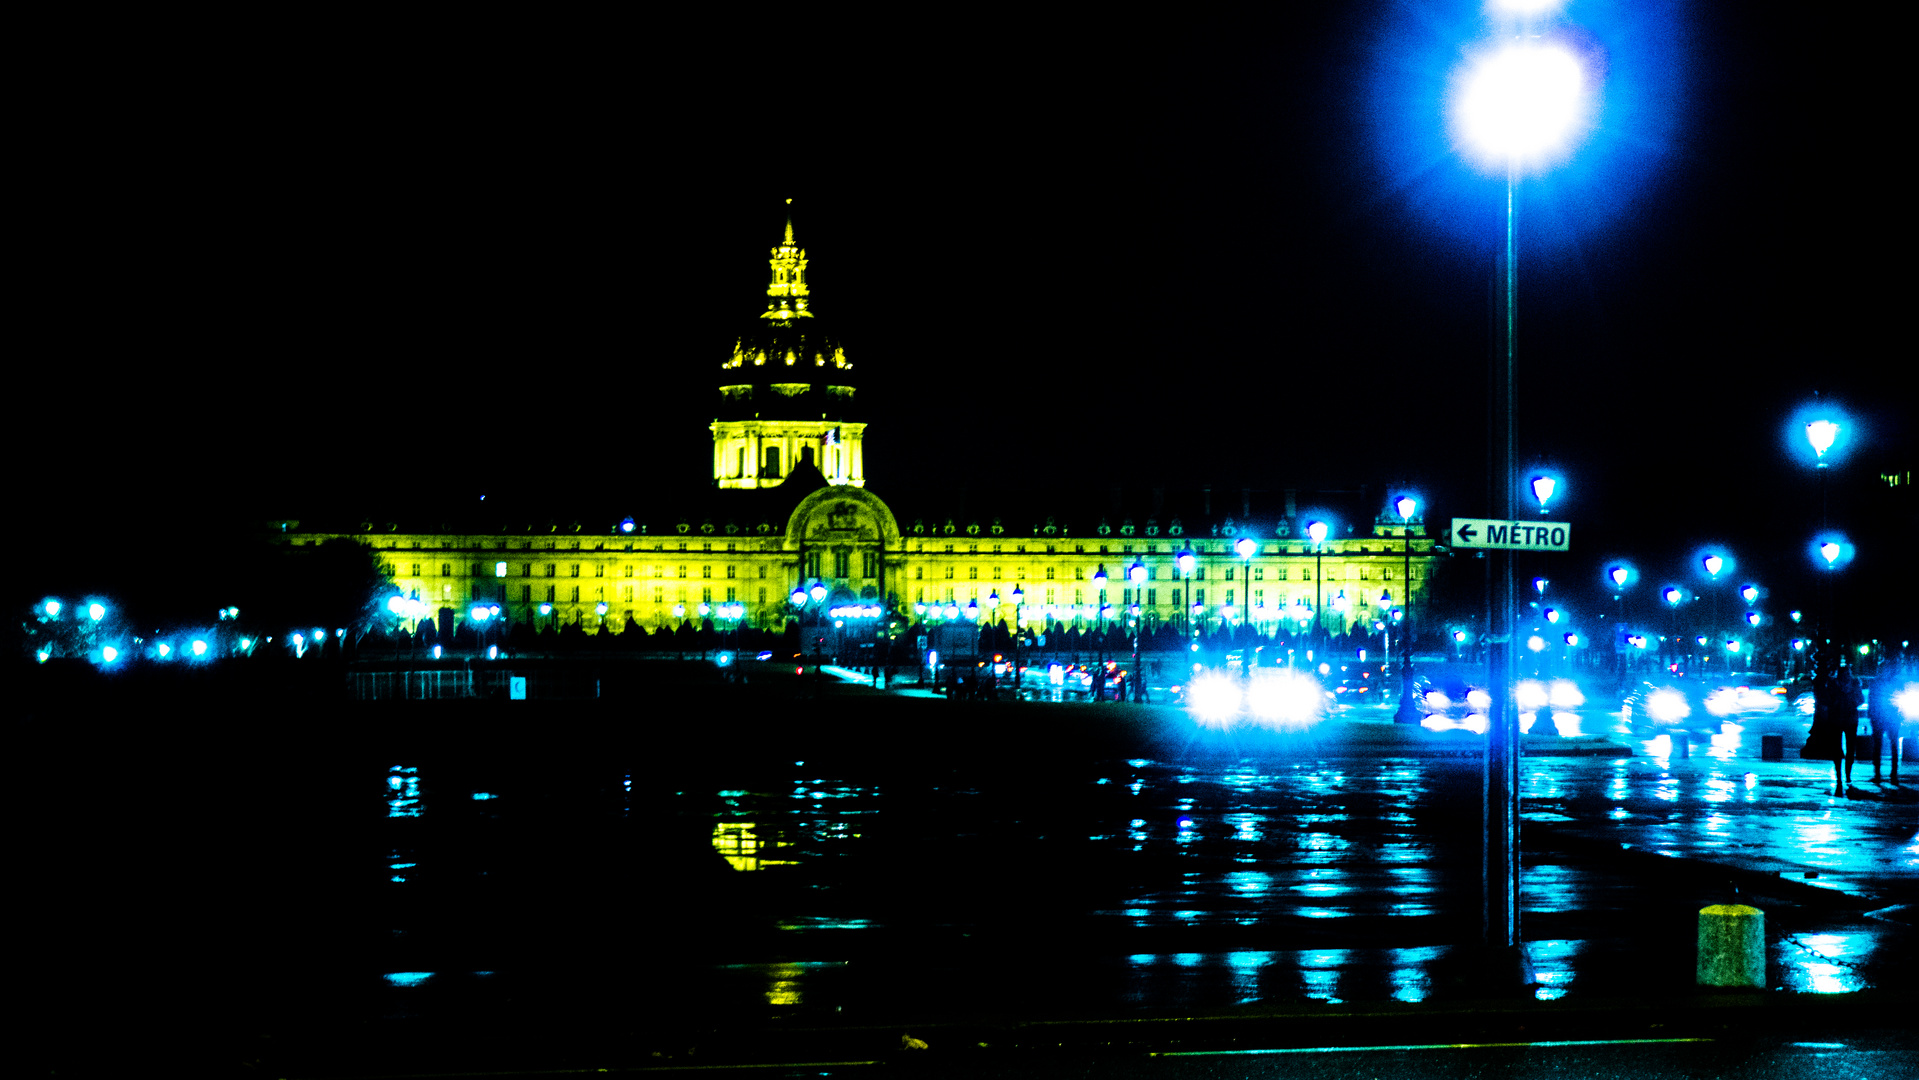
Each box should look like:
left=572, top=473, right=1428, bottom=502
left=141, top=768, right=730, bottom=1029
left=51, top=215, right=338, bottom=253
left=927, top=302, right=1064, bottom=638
left=21, top=662, right=1916, bottom=1077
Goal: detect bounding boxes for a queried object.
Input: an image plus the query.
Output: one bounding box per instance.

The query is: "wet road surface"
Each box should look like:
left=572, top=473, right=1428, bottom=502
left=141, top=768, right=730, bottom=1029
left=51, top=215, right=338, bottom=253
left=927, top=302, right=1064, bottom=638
left=364, top=718, right=1914, bottom=1026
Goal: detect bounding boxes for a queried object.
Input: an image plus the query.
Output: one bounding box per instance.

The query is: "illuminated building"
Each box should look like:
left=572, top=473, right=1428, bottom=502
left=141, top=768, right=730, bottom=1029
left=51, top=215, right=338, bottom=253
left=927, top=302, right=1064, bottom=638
left=711, top=207, right=865, bottom=490
left=290, top=210, right=1435, bottom=639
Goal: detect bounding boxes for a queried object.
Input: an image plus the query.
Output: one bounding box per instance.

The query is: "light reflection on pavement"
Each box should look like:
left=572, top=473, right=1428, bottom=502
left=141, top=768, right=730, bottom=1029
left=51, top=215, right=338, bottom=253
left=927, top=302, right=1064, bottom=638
left=373, top=722, right=1914, bottom=1019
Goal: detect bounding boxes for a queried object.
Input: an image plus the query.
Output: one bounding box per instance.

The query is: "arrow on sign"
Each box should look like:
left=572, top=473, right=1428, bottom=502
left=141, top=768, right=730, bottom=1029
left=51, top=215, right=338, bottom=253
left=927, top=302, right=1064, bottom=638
left=1456, top=522, right=1479, bottom=544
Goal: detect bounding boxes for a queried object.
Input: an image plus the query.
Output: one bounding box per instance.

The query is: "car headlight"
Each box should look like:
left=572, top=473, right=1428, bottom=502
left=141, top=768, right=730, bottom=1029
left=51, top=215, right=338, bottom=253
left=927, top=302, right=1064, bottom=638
left=1648, top=689, right=1691, bottom=723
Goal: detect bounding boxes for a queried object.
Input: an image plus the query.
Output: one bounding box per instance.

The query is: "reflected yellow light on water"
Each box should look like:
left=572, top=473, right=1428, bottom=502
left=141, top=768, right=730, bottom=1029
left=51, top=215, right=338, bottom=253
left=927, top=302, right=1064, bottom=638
left=765, top=962, right=806, bottom=1006
left=712, top=821, right=796, bottom=871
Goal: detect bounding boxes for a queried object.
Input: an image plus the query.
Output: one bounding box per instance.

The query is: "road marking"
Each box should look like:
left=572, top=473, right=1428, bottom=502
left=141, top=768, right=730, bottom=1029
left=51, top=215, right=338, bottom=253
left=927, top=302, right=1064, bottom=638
left=1155, top=1037, right=1714, bottom=1056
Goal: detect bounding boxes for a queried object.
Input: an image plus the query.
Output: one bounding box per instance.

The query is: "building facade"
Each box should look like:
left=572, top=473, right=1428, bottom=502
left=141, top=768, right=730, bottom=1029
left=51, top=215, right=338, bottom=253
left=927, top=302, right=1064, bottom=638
left=291, top=211, right=1436, bottom=639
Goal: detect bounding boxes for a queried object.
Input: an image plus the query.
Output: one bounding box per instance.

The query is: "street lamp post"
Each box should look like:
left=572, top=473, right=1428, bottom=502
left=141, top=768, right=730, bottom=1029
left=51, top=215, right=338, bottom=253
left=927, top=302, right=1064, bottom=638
left=1176, top=549, right=1196, bottom=645
left=1307, top=520, right=1329, bottom=653
left=1092, top=565, right=1108, bottom=702
left=1609, top=566, right=1630, bottom=675
left=1011, top=584, right=1025, bottom=699
left=1235, top=537, right=1257, bottom=677
left=1128, top=559, right=1147, bottom=702
left=1393, top=496, right=1420, bottom=722
left=1699, top=552, right=1726, bottom=672
left=1804, top=408, right=1842, bottom=660
left=1452, top=3, right=1588, bottom=967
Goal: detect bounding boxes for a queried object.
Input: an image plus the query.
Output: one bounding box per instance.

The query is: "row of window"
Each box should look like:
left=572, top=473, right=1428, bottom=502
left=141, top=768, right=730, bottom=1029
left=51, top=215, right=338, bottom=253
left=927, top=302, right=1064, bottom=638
left=372, top=539, right=770, bottom=553
left=911, top=541, right=1423, bottom=555
left=907, top=586, right=1391, bottom=610
left=405, top=563, right=776, bottom=580
left=404, top=561, right=1419, bottom=584
left=911, top=565, right=1411, bottom=582
left=476, top=585, right=767, bottom=605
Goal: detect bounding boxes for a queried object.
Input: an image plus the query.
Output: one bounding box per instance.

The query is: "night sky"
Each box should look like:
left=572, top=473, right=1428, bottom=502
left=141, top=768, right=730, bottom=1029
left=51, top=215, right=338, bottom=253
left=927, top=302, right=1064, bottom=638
left=22, top=5, right=1908, bottom=634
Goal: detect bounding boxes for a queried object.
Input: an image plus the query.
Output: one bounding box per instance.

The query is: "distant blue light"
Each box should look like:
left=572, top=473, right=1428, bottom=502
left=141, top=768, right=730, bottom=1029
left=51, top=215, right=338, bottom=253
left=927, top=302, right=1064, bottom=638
left=1784, top=399, right=1861, bottom=469
left=471, top=792, right=496, bottom=800
left=383, top=972, right=434, bottom=987
left=1809, top=532, right=1855, bottom=571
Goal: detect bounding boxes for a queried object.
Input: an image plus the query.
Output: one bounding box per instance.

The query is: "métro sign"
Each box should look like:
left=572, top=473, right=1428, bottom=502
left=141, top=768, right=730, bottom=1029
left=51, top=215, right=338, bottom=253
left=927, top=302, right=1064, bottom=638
left=1451, top=518, right=1571, bottom=552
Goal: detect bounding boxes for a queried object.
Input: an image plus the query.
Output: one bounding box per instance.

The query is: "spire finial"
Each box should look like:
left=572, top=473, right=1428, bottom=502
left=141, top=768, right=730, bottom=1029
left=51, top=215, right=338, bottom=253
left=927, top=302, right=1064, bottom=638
left=764, top=201, right=810, bottom=320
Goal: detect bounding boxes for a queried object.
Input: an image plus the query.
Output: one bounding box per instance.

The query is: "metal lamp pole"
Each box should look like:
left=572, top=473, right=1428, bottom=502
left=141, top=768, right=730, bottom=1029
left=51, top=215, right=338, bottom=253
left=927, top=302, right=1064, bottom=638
left=1092, top=566, right=1108, bottom=702
left=1012, top=584, right=1024, bottom=700
left=1307, top=521, right=1328, bottom=657
left=1394, top=496, right=1420, bottom=722
left=1128, top=559, right=1147, bottom=702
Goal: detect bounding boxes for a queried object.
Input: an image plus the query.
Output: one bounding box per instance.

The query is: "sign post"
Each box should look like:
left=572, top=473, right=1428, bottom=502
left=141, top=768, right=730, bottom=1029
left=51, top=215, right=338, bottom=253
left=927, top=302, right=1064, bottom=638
left=1453, top=514, right=1572, bottom=978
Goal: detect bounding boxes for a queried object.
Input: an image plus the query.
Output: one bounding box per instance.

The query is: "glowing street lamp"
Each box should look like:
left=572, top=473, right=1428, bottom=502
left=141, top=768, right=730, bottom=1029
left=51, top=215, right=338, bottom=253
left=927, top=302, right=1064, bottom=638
left=1806, top=419, right=1840, bottom=465
left=88, top=602, right=106, bottom=621
left=1009, top=583, right=1026, bottom=694
left=1307, top=521, right=1329, bottom=645
left=1387, top=497, right=1423, bottom=721
left=1233, top=538, right=1256, bottom=630
left=1453, top=0, right=1589, bottom=958
left=1089, top=566, right=1113, bottom=701
left=1175, top=549, right=1197, bottom=639
left=1530, top=475, right=1557, bottom=514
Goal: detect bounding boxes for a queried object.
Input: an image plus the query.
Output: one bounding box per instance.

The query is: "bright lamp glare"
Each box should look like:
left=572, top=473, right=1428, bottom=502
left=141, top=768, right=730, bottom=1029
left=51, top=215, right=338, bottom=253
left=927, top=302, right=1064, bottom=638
left=1456, top=43, right=1584, bottom=165
left=1246, top=671, right=1326, bottom=729
left=1648, top=689, right=1690, bottom=723
left=1549, top=680, right=1584, bottom=708
left=1188, top=674, right=1243, bottom=726
left=1805, top=420, right=1839, bottom=458
left=1516, top=679, right=1549, bottom=711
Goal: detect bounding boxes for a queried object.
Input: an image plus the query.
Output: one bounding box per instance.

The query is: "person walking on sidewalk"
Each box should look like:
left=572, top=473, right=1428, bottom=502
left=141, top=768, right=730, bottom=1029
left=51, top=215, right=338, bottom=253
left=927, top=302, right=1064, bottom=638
left=1807, top=662, right=1847, bottom=794
left=1833, top=665, right=1865, bottom=793
left=1866, top=662, right=1904, bottom=785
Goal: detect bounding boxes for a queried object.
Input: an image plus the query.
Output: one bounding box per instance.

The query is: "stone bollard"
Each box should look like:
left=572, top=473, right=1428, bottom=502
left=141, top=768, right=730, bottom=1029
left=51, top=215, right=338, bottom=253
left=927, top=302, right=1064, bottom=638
left=1760, top=734, right=1784, bottom=761
left=1697, top=904, right=1765, bottom=988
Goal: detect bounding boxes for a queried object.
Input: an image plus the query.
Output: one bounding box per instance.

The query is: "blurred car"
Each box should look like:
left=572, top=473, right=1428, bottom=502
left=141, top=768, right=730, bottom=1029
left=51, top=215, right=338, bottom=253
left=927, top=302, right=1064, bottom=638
left=1702, top=677, right=1786, bottom=718
left=1624, top=679, right=1724, bottom=735
left=1332, top=661, right=1386, bottom=702
left=1412, top=673, right=1492, bottom=733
